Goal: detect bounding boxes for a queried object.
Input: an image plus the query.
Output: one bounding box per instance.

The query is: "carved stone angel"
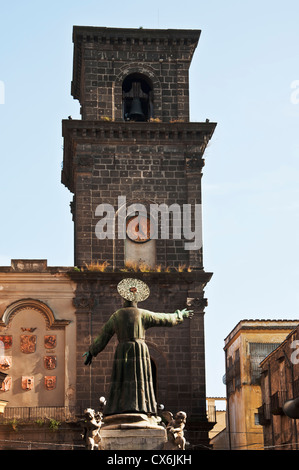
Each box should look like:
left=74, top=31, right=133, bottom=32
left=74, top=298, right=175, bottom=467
left=162, top=410, right=187, bottom=450
left=81, top=408, right=103, bottom=450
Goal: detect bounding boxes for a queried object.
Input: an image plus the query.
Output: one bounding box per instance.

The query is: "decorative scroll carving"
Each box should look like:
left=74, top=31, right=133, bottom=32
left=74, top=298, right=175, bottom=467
left=73, top=296, right=95, bottom=310
left=185, top=156, right=205, bottom=172
left=186, top=297, right=208, bottom=311
left=11, top=259, right=47, bottom=272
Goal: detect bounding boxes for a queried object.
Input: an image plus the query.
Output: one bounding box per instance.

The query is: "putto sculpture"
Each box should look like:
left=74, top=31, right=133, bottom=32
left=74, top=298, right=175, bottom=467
left=163, top=410, right=187, bottom=450
left=81, top=408, right=103, bottom=450
left=84, top=278, right=193, bottom=418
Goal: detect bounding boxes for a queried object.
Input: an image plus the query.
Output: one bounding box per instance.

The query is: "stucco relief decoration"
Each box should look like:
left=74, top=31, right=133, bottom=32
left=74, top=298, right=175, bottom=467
left=185, top=156, right=205, bottom=172
left=44, top=335, right=57, bottom=349
left=44, top=356, right=57, bottom=370
left=0, top=335, right=12, bottom=349
left=45, top=376, right=56, bottom=390
left=22, top=376, right=34, bottom=391
left=73, top=296, right=95, bottom=310
left=0, top=376, right=11, bottom=392
left=0, top=356, right=12, bottom=370
left=20, top=335, right=36, bottom=354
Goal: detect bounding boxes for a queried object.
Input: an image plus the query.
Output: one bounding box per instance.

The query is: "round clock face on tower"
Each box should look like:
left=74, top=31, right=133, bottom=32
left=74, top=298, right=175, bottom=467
left=126, top=215, right=153, bottom=243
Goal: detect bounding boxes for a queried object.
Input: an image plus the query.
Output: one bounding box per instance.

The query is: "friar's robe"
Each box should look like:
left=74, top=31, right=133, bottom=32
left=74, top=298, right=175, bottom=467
left=89, top=307, right=184, bottom=415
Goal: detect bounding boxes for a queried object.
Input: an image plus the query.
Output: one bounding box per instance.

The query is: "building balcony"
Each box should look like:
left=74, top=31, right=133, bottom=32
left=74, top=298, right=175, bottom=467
left=258, top=403, right=271, bottom=425
left=270, top=391, right=287, bottom=415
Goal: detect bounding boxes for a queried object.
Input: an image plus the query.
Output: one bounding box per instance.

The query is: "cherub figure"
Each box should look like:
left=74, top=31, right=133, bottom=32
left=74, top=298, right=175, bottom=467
left=81, top=408, right=102, bottom=450
left=163, top=410, right=187, bottom=450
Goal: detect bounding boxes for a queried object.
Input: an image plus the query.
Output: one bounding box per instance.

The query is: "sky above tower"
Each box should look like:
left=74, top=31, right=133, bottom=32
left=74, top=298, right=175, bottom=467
left=0, top=0, right=299, bottom=398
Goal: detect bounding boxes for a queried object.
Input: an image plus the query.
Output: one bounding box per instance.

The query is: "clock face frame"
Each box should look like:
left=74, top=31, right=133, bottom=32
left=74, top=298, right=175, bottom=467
left=126, top=214, right=154, bottom=243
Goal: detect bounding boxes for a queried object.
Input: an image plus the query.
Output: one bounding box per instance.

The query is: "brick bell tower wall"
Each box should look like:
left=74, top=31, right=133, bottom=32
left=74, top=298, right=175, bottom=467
left=62, top=26, right=216, bottom=448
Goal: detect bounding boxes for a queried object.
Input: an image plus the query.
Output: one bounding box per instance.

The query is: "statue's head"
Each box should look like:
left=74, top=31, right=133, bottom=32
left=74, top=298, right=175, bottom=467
left=84, top=408, right=95, bottom=420
left=175, top=411, right=187, bottom=424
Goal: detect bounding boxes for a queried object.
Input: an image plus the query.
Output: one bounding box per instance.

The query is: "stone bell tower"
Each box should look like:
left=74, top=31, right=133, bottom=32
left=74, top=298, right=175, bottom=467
left=62, top=26, right=216, bottom=448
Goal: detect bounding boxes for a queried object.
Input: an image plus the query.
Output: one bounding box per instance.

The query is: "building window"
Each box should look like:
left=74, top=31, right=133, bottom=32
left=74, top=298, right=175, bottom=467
left=249, top=343, right=281, bottom=385
left=254, top=412, right=260, bottom=425
left=294, top=377, right=299, bottom=398
left=234, top=348, right=241, bottom=389
left=224, top=350, right=240, bottom=394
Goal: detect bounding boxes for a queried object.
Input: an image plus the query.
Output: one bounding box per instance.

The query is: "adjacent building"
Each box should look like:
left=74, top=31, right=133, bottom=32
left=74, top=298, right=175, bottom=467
left=207, top=397, right=228, bottom=449
left=223, top=319, right=298, bottom=450
left=259, top=324, right=299, bottom=450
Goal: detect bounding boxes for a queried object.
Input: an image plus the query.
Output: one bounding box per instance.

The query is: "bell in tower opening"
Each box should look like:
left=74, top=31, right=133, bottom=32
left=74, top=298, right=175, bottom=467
left=122, top=73, right=153, bottom=121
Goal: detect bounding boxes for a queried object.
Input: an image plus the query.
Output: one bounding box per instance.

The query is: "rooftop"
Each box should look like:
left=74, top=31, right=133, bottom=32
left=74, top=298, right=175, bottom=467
left=224, top=319, right=299, bottom=348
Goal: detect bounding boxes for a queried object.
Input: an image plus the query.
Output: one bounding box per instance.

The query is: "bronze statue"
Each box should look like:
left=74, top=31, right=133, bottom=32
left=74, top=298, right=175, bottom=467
left=84, top=278, right=193, bottom=416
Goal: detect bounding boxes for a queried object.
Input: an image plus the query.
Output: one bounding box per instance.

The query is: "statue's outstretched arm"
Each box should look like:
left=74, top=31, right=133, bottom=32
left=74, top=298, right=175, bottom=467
left=83, top=315, right=115, bottom=366
left=142, top=308, right=193, bottom=329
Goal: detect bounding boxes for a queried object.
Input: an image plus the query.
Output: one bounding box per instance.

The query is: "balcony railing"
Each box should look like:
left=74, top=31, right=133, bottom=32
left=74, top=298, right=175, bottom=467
left=293, top=377, right=299, bottom=398
left=0, top=406, right=83, bottom=423
left=258, top=403, right=271, bottom=425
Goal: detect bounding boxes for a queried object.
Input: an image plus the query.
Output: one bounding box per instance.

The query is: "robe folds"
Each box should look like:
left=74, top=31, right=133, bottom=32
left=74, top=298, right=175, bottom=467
left=89, top=307, right=184, bottom=415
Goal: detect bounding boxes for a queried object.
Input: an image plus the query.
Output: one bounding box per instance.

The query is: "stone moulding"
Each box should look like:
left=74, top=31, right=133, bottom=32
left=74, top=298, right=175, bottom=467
left=71, top=26, right=202, bottom=102
left=61, top=120, right=216, bottom=192
left=0, top=299, right=71, bottom=330
left=62, top=120, right=216, bottom=144
left=72, top=26, right=201, bottom=45
left=67, top=269, right=213, bottom=287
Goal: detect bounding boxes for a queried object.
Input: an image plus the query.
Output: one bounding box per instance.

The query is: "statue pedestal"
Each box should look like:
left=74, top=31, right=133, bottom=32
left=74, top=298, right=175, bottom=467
left=100, top=427, right=167, bottom=450
left=99, top=413, right=167, bottom=450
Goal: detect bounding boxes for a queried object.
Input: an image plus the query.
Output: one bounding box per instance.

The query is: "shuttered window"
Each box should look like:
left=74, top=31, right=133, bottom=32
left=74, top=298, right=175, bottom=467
left=249, top=343, right=280, bottom=384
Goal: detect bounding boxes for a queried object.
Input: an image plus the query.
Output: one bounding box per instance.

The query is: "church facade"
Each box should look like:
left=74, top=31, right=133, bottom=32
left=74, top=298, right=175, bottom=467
left=0, top=26, right=216, bottom=448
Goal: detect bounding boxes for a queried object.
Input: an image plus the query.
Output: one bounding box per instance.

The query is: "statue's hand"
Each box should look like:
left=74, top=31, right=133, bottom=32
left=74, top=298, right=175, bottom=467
left=83, top=351, right=93, bottom=366
left=175, top=308, right=194, bottom=319
left=181, top=308, right=194, bottom=319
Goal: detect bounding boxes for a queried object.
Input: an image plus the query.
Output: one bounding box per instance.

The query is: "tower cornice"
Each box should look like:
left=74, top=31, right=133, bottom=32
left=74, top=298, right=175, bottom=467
left=61, top=120, right=216, bottom=192
left=72, top=25, right=201, bottom=46
left=71, top=26, right=201, bottom=103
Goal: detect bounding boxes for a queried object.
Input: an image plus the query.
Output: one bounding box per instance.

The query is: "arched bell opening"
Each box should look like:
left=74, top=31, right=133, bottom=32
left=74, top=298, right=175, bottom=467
left=122, top=73, right=153, bottom=122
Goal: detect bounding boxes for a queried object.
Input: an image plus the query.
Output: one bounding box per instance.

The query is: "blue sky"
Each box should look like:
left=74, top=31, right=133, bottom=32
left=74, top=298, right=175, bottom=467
left=1, top=0, right=299, bottom=398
